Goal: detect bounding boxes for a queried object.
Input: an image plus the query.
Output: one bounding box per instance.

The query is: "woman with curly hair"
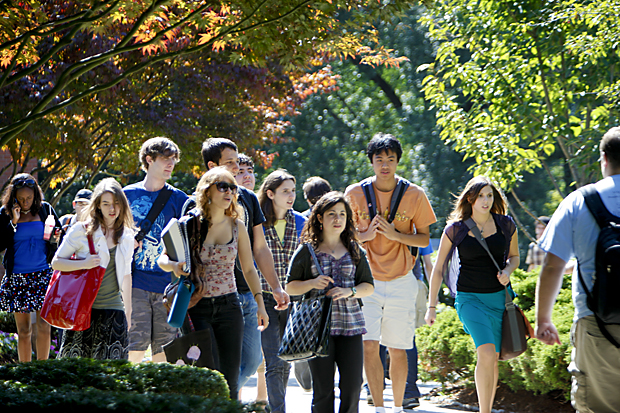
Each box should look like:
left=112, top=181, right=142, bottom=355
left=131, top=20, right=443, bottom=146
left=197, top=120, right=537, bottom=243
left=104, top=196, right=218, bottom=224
left=0, top=173, right=62, bottom=362
left=286, top=191, right=374, bottom=413
left=425, top=176, right=520, bottom=413
left=52, top=178, right=135, bottom=360
left=158, top=167, right=268, bottom=399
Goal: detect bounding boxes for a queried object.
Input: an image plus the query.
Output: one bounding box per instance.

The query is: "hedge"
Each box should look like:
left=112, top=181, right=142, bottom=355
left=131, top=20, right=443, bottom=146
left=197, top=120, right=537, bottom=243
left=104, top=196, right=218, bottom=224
left=417, top=268, right=573, bottom=399
left=0, top=358, right=264, bottom=412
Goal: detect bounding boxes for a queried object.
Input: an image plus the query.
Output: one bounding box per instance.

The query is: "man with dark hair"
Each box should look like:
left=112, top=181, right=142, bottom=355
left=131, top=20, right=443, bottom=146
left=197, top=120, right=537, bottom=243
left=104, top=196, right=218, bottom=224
left=525, top=216, right=550, bottom=272
left=536, top=127, right=620, bottom=412
left=124, top=137, right=189, bottom=363
left=301, top=176, right=332, bottom=218
left=345, top=133, right=436, bottom=413
left=236, top=153, right=256, bottom=191
left=199, top=137, right=290, bottom=394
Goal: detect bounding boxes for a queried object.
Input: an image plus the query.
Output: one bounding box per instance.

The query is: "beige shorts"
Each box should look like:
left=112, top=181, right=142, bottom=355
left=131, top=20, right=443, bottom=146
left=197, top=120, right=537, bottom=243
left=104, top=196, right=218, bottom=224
left=362, top=273, right=417, bottom=350
left=570, top=315, right=620, bottom=413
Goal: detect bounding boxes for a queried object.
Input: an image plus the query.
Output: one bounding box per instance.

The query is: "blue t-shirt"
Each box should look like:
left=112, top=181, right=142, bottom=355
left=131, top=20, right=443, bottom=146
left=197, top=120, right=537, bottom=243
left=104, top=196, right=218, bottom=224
left=13, top=221, right=49, bottom=273
left=124, top=181, right=189, bottom=293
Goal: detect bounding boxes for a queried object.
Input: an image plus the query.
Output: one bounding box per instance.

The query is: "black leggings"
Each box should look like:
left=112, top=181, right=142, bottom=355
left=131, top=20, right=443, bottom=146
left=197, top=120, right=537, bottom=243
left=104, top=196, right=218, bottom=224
left=308, top=334, right=364, bottom=413
left=184, top=293, right=244, bottom=399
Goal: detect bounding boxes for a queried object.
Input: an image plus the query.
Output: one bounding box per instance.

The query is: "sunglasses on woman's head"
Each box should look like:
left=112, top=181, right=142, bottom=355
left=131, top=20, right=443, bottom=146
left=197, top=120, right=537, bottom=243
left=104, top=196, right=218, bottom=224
left=214, top=181, right=238, bottom=194
left=14, top=178, right=36, bottom=189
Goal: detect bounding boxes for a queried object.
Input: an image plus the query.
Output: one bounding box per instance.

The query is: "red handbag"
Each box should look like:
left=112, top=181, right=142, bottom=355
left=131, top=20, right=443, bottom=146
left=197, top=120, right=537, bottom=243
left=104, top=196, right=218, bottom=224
left=41, top=234, right=106, bottom=331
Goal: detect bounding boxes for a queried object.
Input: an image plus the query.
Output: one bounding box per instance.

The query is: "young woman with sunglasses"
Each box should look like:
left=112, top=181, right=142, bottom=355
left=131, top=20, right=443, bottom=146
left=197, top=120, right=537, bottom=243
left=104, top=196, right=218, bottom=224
left=52, top=178, right=135, bottom=360
left=158, top=167, right=268, bottom=399
left=286, top=191, right=374, bottom=413
left=0, top=173, right=62, bottom=362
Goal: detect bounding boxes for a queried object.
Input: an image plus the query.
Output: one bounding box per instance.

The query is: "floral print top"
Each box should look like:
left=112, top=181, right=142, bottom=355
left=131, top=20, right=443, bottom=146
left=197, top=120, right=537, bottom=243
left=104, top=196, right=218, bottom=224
left=198, top=222, right=238, bottom=298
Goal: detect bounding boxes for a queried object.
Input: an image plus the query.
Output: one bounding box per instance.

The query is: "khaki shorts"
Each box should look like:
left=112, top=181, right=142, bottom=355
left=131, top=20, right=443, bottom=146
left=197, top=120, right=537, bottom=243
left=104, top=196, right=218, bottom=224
left=570, top=315, right=620, bottom=413
left=362, top=273, right=417, bottom=350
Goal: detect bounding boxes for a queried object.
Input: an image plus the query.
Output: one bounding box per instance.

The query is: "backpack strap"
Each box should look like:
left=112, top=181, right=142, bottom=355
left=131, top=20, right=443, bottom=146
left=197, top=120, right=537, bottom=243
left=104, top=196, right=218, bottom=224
left=361, top=178, right=377, bottom=221
left=579, top=185, right=619, bottom=228
left=388, top=179, right=409, bottom=223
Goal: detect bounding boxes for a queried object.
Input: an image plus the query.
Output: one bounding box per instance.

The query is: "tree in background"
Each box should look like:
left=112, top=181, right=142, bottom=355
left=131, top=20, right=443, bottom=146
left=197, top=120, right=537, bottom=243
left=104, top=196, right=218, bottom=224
left=419, top=0, right=620, bottom=237
left=0, top=0, right=415, bottom=202
left=258, top=7, right=472, bottom=236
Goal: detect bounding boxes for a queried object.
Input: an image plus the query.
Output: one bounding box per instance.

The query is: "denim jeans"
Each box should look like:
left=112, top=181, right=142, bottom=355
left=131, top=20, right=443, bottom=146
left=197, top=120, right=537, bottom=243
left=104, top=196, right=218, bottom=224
left=184, top=293, right=244, bottom=399
left=238, top=291, right=263, bottom=388
left=404, top=336, right=421, bottom=399
left=261, top=294, right=291, bottom=413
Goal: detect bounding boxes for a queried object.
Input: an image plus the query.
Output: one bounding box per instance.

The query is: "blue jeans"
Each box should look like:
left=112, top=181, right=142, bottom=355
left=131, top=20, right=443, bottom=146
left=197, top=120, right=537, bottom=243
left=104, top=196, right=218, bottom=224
left=404, top=337, right=421, bottom=399
left=261, top=294, right=291, bottom=413
left=238, top=291, right=263, bottom=388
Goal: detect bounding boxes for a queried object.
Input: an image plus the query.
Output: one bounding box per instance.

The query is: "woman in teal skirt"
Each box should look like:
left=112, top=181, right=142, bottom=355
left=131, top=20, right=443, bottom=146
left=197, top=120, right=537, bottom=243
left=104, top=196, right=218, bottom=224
left=425, top=176, right=520, bottom=413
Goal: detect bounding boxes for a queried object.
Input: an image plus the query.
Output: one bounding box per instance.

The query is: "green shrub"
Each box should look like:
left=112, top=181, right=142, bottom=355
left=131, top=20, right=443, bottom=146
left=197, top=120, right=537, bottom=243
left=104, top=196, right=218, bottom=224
left=0, top=358, right=264, bottom=412
left=418, top=270, right=573, bottom=400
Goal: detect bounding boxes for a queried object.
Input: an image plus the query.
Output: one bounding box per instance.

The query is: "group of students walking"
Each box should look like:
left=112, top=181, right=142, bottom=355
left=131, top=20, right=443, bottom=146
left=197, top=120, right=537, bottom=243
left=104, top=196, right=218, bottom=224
left=1, top=128, right=619, bottom=413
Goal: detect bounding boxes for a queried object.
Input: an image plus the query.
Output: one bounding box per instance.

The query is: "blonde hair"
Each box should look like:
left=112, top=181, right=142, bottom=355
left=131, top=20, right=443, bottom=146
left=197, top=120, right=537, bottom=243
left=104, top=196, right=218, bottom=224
left=196, top=167, right=239, bottom=226
left=85, top=178, right=134, bottom=244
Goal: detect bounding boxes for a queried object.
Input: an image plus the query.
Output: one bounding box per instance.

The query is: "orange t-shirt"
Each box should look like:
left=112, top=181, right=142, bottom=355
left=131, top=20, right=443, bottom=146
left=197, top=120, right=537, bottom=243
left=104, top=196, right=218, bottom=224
left=345, top=179, right=437, bottom=281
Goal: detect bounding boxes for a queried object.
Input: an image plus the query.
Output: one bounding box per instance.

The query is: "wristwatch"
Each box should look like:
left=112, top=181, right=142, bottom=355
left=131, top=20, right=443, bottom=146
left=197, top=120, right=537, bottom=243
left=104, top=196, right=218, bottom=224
left=350, top=286, right=357, bottom=297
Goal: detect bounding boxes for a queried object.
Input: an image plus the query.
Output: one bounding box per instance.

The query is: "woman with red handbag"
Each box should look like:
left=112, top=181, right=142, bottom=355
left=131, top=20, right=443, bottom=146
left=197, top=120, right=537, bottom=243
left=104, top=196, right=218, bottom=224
left=425, top=176, right=520, bottom=413
left=51, top=178, right=135, bottom=360
left=0, top=173, right=62, bottom=362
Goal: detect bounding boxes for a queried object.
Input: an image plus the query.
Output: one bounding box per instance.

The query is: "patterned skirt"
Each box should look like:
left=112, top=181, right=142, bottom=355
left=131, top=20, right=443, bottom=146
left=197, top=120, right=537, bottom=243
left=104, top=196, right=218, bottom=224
left=0, top=268, right=52, bottom=313
left=59, top=308, right=128, bottom=360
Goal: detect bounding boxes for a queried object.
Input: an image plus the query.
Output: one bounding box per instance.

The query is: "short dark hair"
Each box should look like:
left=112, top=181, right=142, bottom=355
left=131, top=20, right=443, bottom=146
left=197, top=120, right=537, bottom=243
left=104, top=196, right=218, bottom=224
left=302, top=176, right=332, bottom=205
left=139, top=137, right=180, bottom=172
left=366, top=133, right=402, bottom=162
left=238, top=153, right=254, bottom=168
left=601, top=127, right=620, bottom=168
left=201, top=138, right=238, bottom=169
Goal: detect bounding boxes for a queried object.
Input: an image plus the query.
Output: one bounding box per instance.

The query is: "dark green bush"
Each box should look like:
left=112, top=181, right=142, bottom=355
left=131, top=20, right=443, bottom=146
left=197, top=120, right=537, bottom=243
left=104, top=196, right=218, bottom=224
left=418, top=269, right=573, bottom=400
left=0, top=358, right=264, bottom=412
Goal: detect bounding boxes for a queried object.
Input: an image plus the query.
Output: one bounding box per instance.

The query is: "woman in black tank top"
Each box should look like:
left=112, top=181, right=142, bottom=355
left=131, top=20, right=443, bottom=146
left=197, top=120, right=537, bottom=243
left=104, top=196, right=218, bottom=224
left=425, top=176, right=520, bottom=413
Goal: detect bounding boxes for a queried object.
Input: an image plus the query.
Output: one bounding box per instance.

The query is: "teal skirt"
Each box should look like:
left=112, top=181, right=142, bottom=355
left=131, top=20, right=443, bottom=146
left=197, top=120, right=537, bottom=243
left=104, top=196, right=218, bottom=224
left=455, top=288, right=513, bottom=352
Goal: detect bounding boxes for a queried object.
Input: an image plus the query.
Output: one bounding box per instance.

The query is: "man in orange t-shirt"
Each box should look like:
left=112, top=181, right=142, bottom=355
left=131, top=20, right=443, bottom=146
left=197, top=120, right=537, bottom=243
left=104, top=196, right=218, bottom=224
left=345, top=133, right=436, bottom=413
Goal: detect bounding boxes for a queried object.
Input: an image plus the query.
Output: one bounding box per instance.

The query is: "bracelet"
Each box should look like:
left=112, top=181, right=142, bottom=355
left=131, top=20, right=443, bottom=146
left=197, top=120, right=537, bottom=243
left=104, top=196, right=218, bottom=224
left=429, top=306, right=436, bottom=309
left=253, top=292, right=263, bottom=299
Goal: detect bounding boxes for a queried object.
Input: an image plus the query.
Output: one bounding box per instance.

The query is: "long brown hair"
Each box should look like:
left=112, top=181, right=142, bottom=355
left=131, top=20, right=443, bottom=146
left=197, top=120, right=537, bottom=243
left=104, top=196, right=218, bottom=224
left=301, top=191, right=362, bottom=264
left=257, top=169, right=296, bottom=227
left=85, top=178, right=134, bottom=244
left=448, top=176, right=507, bottom=223
left=195, top=167, right=239, bottom=226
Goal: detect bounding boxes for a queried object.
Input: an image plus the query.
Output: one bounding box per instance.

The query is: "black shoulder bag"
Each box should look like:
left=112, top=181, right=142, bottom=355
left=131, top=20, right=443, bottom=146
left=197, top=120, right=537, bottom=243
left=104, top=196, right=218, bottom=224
left=278, top=244, right=333, bottom=362
left=135, top=184, right=173, bottom=242
left=465, top=217, right=534, bottom=360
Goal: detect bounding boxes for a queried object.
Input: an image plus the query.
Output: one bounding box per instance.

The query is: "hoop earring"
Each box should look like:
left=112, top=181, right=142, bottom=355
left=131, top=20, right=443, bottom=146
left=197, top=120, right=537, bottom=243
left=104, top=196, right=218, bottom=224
left=207, top=198, right=212, bottom=204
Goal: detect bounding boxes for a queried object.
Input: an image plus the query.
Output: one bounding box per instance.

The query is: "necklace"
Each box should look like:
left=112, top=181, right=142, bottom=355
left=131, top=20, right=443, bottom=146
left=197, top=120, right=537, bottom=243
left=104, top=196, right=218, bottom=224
left=473, top=215, right=492, bottom=234
left=21, top=209, right=31, bottom=215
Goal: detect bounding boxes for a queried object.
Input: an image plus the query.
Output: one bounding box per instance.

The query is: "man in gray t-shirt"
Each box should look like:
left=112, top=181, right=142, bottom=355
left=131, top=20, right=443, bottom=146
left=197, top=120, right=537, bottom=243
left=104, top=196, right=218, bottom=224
left=536, top=126, right=620, bottom=413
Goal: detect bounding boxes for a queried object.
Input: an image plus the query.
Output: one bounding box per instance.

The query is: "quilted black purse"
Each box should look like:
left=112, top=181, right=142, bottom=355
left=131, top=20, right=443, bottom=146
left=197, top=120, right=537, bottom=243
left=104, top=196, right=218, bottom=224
left=277, top=244, right=333, bottom=362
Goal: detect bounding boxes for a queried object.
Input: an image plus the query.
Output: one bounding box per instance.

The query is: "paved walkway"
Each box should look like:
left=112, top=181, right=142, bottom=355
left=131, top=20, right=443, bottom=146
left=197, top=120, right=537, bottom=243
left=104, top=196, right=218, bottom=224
left=240, top=373, right=474, bottom=412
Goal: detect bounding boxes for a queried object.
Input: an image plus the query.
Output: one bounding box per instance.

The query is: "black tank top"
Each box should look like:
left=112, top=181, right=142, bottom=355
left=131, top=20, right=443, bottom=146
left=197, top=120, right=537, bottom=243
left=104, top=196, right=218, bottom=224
left=456, top=224, right=506, bottom=293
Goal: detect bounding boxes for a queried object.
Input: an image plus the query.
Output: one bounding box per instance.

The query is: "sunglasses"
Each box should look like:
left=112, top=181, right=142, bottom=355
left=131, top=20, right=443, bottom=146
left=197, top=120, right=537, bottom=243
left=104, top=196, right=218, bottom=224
left=213, top=181, right=238, bottom=194
left=14, top=178, right=36, bottom=189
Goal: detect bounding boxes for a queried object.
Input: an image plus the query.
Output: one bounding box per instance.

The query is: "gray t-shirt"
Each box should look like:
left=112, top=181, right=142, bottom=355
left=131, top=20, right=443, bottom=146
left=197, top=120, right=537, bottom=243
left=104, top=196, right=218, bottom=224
left=93, top=246, right=124, bottom=311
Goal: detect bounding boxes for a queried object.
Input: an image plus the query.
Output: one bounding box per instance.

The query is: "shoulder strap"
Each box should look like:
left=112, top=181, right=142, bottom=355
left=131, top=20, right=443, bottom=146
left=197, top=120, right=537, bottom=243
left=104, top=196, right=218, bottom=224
left=579, top=185, right=618, bottom=228
left=361, top=179, right=377, bottom=221
left=307, top=243, right=324, bottom=276
left=135, top=184, right=173, bottom=242
left=388, top=178, right=409, bottom=223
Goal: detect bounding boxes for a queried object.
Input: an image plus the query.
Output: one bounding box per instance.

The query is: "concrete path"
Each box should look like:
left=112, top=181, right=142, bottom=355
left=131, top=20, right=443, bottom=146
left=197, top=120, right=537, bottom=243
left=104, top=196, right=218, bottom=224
left=240, top=373, right=474, bottom=412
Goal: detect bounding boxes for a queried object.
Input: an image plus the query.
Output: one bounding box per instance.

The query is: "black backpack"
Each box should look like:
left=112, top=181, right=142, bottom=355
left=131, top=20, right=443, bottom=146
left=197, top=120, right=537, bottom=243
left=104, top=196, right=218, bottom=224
left=577, top=185, right=620, bottom=347
left=361, top=177, right=418, bottom=258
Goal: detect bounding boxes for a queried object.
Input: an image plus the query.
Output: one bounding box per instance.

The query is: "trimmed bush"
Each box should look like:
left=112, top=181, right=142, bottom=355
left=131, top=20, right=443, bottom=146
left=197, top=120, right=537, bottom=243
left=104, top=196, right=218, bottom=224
left=0, top=358, right=264, bottom=412
left=418, top=269, right=573, bottom=400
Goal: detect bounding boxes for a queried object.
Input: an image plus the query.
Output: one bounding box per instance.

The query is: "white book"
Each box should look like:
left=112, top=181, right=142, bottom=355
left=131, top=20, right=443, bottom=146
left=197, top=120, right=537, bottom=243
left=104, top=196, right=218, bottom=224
left=161, top=218, right=191, bottom=274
